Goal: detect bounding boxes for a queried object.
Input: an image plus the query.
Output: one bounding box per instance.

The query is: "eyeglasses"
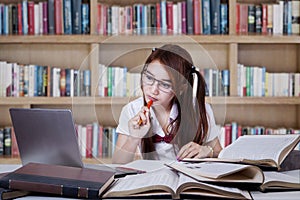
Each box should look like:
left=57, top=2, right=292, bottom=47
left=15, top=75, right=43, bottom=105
left=142, top=72, right=173, bottom=93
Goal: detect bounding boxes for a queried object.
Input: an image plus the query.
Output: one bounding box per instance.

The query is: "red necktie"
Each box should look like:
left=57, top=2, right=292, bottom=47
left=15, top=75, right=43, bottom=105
left=152, top=134, right=174, bottom=143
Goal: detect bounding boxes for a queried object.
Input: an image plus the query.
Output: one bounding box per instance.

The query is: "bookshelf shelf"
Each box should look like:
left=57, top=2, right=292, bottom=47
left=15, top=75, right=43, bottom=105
left=1, top=97, right=299, bottom=106
left=1, top=35, right=300, bottom=44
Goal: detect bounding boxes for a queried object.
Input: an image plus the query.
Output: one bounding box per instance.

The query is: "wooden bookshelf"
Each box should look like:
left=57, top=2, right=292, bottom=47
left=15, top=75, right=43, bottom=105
left=0, top=0, right=299, bottom=163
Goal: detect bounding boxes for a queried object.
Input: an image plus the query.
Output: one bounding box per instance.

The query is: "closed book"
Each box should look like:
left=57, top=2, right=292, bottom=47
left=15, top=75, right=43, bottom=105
left=210, top=0, right=221, bottom=34
left=248, top=4, right=255, bottom=33
left=48, top=0, right=55, bottom=34
left=72, top=0, right=82, bottom=34
left=186, top=0, right=194, bottom=34
left=0, top=162, right=115, bottom=199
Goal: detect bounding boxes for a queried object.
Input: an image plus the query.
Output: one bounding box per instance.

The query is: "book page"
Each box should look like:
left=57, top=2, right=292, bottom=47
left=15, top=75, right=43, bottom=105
left=177, top=173, right=252, bottom=199
left=263, top=171, right=300, bottom=184
left=119, top=159, right=174, bottom=172
left=104, top=168, right=179, bottom=196
left=172, top=162, right=258, bottom=179
left=219, top=135, right=299, bottom=164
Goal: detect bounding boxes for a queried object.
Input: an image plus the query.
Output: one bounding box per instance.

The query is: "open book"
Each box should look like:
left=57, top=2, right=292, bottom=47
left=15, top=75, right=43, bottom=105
left=260, top=170, right=300, bottom=192
left=165, top=162, right=264, bottom=188
left=183, top=134, right=300, bottom=170
left=102, top=168, right=252, bottom=199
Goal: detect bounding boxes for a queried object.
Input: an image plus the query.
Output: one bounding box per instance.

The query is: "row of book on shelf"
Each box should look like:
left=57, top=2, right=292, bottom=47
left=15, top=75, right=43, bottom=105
left=1, top=123, right=299, bottom=159
left=219, top=122, right=300, bottom=149
left=1, top=60, right=300, bottom=97
left=96, top=0, right=228, bottom=35
left=237, top=64, right=300, bottom=97
left=0, top=0, right=229, bottom=36
left=237, top=1, right=300, bottom=35
left=0, top=0, right=89, bottom=35
left=0, top=61, right=91, bottom=97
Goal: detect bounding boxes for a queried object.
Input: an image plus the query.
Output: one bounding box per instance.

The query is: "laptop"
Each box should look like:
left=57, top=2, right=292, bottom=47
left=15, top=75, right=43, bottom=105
left=9, top=108, right=84, bottom=168
left=9, top=108, right=140, bottom=177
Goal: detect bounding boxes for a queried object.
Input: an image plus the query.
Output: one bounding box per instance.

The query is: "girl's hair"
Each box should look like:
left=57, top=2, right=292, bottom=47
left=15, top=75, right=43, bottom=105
left=140, top=44, right=208, bottom=159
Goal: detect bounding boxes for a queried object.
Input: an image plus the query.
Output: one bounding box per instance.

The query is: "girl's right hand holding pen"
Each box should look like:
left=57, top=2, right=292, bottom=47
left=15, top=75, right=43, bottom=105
left=128, top=103, right=152, bottom=139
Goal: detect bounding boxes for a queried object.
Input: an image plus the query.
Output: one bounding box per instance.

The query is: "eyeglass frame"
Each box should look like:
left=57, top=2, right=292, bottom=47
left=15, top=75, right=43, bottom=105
left=141, top=70, right=173, bottom=93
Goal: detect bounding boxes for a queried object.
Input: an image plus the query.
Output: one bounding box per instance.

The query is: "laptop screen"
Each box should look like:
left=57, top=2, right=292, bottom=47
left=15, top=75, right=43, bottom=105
left=9, top=108, right=83, bottom=168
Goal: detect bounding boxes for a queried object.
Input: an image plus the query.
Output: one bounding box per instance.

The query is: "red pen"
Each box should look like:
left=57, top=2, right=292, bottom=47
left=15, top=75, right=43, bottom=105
left=138, top=100, right=153, bottom=125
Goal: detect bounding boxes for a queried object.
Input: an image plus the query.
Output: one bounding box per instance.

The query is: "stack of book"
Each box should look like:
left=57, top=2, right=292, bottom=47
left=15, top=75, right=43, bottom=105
left=0, top=134, right=299, bottom=199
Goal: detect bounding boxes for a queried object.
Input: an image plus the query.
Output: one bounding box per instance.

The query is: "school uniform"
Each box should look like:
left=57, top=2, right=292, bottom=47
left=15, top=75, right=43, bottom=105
left=116, top=97, right=220, bottom=161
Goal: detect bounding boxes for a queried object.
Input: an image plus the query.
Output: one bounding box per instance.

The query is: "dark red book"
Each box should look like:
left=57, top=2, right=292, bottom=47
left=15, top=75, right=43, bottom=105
left=54, top=0, right=63, bottom=34
left=166, top=1, right=173, bottom=33
left=27, top=1, right=35, bottom=35
left=17, top=3, right=23, bottom=34
left=236, top=3, right=240, bottom=33
left=262, top=4, right=268, bottom=34
left=224, top=123, right=232, bottom=147
left=85, top=124, right=93, bottom=158
left=181, top=0, right=187, bottom=34
left=156, top=2, right=161, bottom=34
left=193, top=0, right=201, bottom=35
left=0, top=162, right=115, bottom=199
left=239, top=4, right=248, bottom=34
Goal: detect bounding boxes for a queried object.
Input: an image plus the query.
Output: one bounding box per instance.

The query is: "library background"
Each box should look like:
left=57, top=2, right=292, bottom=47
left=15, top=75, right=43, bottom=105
left=0, top=0, right=299, bottom=164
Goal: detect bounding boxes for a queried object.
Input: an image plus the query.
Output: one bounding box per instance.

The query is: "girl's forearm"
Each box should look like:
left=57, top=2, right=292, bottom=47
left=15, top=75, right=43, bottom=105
left=112, top=136, right=140, bottom=164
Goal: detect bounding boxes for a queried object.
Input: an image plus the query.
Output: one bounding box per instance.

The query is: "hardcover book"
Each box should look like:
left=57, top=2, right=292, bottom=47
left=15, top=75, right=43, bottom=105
left=103, top=168, right=252, bottom=199
left=183, top=134, right=300, bottom=170
left=0, top=162, right=115, bottom=199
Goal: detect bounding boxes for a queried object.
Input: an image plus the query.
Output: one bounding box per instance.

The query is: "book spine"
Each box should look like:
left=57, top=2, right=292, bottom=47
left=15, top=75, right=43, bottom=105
left=63, top=0, right=72, bottom=34
left=186, top=0, right=194, bottom=34
left=48, top=0, right=55, bottom=34
left=3, top=127, right=11, bottom=156
left=4, top=178, right=99, bottom=199
left=72, top=0, right=82, bottom=34
left=248, top=4, right=255, bottom=33
left=210, top=0, right=221, bottom=34
left=202, top=0, right=211, bottom=34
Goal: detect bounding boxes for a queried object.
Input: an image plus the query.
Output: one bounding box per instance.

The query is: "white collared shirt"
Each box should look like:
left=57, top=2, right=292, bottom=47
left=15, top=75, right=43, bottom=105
left=116, top=97, right=220, bottom=161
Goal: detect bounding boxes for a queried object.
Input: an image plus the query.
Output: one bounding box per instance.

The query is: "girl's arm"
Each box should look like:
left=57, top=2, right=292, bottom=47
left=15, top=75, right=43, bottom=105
left=112, top=133, right=141, bottom=164
left=112, top=106, right=151, bottom=164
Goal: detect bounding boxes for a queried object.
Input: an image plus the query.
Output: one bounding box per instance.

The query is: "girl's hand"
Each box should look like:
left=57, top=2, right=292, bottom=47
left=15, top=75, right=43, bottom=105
left=177, top=142, right=213, bottom=160
left=128, top=106, right=151, bottom=140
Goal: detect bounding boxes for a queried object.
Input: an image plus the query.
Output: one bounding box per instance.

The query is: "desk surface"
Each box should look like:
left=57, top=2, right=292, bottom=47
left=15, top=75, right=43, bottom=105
left=1, top=164, right=300, bottom=200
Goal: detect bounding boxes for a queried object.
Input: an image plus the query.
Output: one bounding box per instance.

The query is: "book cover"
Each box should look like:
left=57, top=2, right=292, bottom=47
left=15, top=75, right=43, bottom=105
left=0, top=162, right=115, bottom=199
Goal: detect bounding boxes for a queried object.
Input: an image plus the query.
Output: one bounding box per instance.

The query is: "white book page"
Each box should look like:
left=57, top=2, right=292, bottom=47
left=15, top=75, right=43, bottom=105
left=107, top=168, right=179, bottom=194
left=177, top=173, right=251, bottom=197
left=120, top=159, right=174, bottom=172
left=263, top=171, right=300, bottom=184
left=175, top=162, right=252, bottom=179
left=219, top=135, right=299, bottom=162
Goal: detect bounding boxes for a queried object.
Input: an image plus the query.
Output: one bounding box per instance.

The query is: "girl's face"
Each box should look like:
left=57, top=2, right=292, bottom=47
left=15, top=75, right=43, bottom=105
left=142, top=60, right=175, bottom=110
